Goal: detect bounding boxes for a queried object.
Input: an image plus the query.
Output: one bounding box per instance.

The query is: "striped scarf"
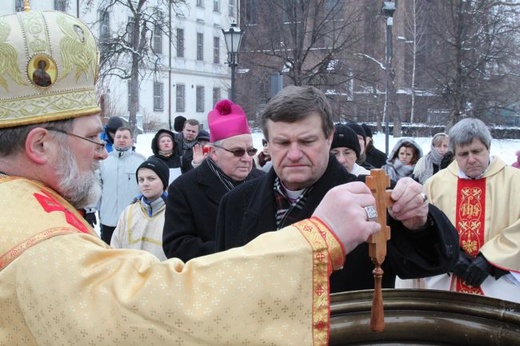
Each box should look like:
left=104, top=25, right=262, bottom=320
left=273, top=177, right=312, bottom=229
left=206, top=157, right=243, bottom=192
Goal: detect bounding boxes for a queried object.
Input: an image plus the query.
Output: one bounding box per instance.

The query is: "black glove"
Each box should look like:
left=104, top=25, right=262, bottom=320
left=452, top=250, right=473, bottom=278
left=460, top=253, right=494, bottom=287
left=84, top=212, right=97, bottom=227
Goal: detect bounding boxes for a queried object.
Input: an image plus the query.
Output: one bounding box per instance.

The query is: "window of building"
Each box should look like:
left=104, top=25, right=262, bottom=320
left=213, top=87, right=221, bottom=106
left=15, top=0, right=24, bottom=12
left=197, top=33, right=204, bottom=61
left=153, top=24, right=162, bottom=54
left=153, top=82, right=164, bottom=112
left=99, top=10, right=110, bottom=43
left=213, top=0, right=220, bottom=12
left=228, top=0, right=236, bottom=17
left=176, top=28, right=184, bottom=58
left=324, top=0, right=339, bottom=11
left=127, top=16, right=135, bottom=44
left=54, top=0, right=67, bottom=11
left=283, top=0, right=303, bottom=23
left=213, top=36, right=220, bottom=64
left=196, top=0, right=204, bottom=7
left=196, top=86, right=205, bottom=112
left=176, top=84, right=186, bottom=112
left=245, top=0, right=258, bottom=25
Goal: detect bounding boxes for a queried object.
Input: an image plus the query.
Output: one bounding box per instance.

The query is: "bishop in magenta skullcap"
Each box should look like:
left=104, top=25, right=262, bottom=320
left=208, top=99, right=251, bottom=142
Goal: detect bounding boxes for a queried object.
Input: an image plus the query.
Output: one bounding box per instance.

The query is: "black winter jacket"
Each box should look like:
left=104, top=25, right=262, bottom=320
left=163, top=159, right=265, bottom=262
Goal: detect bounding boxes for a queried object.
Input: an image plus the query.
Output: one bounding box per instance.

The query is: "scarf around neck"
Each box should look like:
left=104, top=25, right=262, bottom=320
left=158, top=149, right=173, bottom=157
left=419, top=148, right=444, bottom=182
left=392, top=159, right=415, bottom=180
left=206, top=157, right=245, bottom=192
left=273, top=177, right=313, bottom=229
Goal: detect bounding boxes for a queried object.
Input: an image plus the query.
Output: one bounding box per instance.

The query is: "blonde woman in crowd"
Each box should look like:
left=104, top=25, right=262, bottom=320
left=413, top=132, right=449, bottom=184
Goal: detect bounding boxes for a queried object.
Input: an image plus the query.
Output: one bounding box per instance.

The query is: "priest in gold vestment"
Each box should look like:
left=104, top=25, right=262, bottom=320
left=0, top=7, right=391, bottom=345
left=422, top=118, right=520, bottom=303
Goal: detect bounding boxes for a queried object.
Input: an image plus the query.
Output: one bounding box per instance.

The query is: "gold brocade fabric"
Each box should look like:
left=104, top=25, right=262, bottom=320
left=425, top=157, right=520, bottom=272
left=453, top=178, right=486, bottom=295
left=0, top=11, right=100, bottom=129
left=0, top=176, right=344, bottom=345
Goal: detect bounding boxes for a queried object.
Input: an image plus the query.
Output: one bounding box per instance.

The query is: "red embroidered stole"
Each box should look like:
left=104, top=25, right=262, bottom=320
left=453, top=178, right=486, bottom=294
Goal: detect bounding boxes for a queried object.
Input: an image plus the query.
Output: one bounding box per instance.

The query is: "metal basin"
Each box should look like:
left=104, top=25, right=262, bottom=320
left=330, top=289, right=520, bottom=345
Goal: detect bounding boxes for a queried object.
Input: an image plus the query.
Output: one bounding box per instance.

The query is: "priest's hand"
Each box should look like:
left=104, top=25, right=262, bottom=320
left=461, top=253, right=493, bottom=287
left=313, top=181, right=381, bottom=254
left=387, top=177, right=429, bottom=230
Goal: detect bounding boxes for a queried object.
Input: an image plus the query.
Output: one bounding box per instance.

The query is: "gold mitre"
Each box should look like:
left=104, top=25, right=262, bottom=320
left=0, top=8, right=100, bottom=128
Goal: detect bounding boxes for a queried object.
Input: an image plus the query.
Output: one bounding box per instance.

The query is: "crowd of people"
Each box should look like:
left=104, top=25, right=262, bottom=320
left=91, top=94, right=520, bottom=303
left=1, top=6, right=519, bottom=345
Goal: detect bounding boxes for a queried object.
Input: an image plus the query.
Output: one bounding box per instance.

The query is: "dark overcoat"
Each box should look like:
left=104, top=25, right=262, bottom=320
left=216, top=155, right=459, bottom=293
left=365, top=145, right=388, bottom=169
left=163, top=159, right=265, bottom=262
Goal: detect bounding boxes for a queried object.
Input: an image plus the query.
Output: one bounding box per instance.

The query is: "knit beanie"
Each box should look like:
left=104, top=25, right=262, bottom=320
left=208, top=99, right=251, bottom=142
left=197, top=129, right=210, bottom=142
left=136, top=157, right=170, bottom=191
left=106, top=116, right=124, bottom=133
left=331, top=124, right=361, bottom=158
left=361, top=123, right=373, bottom=138
left=345, top=122, right=366, bottom=145
left=174, top=116, right=187, bottom=132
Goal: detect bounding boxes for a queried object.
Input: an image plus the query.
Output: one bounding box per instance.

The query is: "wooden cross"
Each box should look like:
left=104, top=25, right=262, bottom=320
left=365, top=169, right=392, bottom=333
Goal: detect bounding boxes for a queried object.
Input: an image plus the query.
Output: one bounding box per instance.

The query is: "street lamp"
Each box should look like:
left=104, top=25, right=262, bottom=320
left=222, top=23, right=244, bottom=102
left=382, top=1, right=396, bottom=156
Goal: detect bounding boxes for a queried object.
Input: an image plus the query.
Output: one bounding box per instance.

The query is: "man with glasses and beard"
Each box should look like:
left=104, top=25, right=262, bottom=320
left=0, top=8, right=405, bottom=345
left=162, top=100, right=265, bottom=261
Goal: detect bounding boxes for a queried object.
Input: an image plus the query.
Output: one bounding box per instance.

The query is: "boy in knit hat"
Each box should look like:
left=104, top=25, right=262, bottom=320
left=162, top=99, right=265, bottom=261
left=111, top=157, right=170, bottom=260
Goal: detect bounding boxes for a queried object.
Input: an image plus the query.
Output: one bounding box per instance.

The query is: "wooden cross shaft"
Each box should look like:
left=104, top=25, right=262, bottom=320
left=365, top=169, right=392, bottom=333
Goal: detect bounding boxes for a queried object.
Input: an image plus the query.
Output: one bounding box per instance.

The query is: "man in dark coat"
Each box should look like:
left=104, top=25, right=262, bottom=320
left=215, top=86, right=459, bottom=293
left=362, top=123, right=388, bottom=168
left=163, top=100, right=265, bottom=262
left=174, top=118, right=200, bottom=171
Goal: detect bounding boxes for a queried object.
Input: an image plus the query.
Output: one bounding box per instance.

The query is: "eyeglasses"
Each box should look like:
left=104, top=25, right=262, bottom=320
left=47, top=128, right=106, bottom=152
left=213, top=144, right=258, bottom=157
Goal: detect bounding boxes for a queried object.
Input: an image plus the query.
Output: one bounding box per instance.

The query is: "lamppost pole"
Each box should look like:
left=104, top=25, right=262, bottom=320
left=168, top=2, right=172, bottom=131
left=230, top=53, right=237, bottom=102
left=222, top=23, right=244, bottom=103
left=382, top=1, right=396, bottom=156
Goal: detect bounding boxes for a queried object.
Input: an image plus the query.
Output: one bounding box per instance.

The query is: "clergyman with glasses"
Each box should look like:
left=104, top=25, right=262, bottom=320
left=162, top=99, right=265, bottom=261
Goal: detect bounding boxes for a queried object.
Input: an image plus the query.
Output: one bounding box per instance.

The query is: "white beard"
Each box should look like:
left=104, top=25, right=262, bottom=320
left=56, top=145, right=101, bottom=209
